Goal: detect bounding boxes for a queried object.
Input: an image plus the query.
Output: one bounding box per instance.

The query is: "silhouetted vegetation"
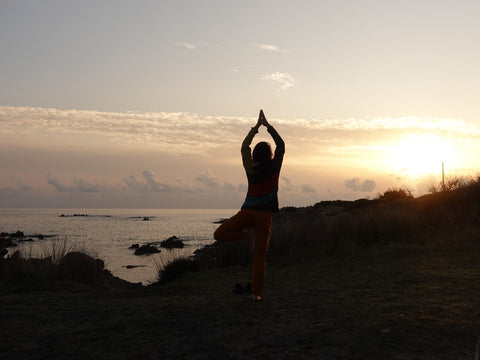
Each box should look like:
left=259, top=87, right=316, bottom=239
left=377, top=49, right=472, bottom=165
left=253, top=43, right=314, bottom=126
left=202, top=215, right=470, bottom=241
left=0, top=241, right=136, bottom=288
left=377, top=187, right=413, bottom=201
left=158, top=175, right=480, bottom=283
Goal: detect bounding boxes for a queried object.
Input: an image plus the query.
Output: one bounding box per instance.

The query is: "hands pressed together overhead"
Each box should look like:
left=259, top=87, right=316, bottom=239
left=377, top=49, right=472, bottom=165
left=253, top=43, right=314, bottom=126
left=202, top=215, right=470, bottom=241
left=255, top=109, right=271, bottom=129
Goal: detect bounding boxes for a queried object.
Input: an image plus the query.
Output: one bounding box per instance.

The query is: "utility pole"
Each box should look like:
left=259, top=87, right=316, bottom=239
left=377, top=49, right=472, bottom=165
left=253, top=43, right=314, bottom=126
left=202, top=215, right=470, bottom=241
left=442, top=161, right=445, bottom=191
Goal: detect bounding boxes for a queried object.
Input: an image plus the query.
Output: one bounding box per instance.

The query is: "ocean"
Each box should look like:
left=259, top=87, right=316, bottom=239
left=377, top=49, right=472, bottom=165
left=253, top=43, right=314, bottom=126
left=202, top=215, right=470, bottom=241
left=0, top=208, right=236, bottom=285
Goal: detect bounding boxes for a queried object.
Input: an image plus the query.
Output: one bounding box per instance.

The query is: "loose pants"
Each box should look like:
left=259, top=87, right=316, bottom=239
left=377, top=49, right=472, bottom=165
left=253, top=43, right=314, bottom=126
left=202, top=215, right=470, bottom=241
left=213, top=208, right=272, bottom=295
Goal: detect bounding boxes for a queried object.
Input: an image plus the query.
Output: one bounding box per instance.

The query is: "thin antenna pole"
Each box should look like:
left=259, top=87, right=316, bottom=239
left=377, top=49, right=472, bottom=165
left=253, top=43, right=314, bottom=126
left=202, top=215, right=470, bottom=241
left=442, top=162, right=445, bottom=191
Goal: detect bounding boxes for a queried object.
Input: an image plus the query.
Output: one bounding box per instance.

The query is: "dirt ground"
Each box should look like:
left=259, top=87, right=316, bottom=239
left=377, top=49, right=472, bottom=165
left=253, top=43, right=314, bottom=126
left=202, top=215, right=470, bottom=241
left=1, top=243, right=479, bottom=360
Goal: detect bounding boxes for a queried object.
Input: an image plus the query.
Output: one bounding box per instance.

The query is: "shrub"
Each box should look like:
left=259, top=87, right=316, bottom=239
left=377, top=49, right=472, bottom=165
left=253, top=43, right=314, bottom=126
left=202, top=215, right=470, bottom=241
left=377, top=187, right=413, bottom=201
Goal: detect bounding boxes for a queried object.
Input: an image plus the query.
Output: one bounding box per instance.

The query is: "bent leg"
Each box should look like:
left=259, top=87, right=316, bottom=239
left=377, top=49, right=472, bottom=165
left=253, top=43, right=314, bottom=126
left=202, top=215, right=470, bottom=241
left=213, top=209, right=252, bottom=242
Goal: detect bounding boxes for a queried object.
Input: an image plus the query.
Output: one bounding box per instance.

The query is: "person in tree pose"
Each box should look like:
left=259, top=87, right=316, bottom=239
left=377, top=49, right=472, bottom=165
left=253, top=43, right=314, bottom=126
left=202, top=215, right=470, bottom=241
left=214, top=109, right=285, bottom=301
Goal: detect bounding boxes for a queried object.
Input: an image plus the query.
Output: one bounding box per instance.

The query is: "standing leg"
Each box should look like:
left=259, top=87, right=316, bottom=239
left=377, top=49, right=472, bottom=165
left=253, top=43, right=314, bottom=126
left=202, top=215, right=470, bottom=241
left=251, top=210, right=272, bottom=297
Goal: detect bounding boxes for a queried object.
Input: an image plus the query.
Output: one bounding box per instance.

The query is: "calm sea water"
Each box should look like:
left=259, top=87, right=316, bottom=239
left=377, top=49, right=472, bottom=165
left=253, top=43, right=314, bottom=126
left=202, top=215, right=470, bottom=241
left=0, top=208, right=236, bottom=285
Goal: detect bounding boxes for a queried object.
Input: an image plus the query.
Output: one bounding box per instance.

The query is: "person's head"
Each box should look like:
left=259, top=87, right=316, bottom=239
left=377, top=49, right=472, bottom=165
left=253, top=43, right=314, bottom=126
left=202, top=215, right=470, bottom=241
left=252, top=141, right=273, bottom=163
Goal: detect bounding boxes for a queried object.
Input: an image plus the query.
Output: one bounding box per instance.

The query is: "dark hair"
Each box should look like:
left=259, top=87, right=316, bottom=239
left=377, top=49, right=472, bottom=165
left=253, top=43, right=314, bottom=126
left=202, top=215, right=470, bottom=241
left=252, top=142, right=272, bottom=163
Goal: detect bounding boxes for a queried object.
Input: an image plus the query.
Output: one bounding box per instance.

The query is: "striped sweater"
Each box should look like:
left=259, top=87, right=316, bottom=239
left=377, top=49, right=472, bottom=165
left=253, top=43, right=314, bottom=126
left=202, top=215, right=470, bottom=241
left=241, top=126, right=285, bottom=213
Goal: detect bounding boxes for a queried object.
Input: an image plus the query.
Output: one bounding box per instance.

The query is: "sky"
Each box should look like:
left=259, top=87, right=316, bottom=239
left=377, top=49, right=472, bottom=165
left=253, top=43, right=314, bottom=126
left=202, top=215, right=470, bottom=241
left=1, top=0, right=479, bottom=209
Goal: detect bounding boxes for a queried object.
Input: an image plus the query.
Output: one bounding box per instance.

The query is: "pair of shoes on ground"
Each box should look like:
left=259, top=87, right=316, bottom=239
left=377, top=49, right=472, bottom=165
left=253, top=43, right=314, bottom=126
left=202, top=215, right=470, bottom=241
left=232, top=282, right=261, bottom=301
left=232, top=282, right=252, bottom=295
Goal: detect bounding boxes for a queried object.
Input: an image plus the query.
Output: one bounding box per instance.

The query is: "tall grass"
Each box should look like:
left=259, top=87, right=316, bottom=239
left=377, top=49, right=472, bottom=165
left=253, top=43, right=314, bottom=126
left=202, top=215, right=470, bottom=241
left=0, top=238, right=100, bottom=285
left=158, top=176, right=480, bottom=283
left=271, top=176, right=480, bottom=259
left=156, top=239, right=253, bottom=284
left=21, top=237, right=98, bottom=264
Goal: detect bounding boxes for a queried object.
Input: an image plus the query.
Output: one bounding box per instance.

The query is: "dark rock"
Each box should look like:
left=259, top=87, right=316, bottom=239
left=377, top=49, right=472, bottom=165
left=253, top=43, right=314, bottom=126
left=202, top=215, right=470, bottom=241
left=213, top=218, right=227, bottom=224
left=129, top=244, right=140, bottom=249
left=161, top=236, right=185, bottom=249
left=58, top=252, right=105, bottom=283
left=124, top=265, right=147, bottom=269
left=0, top=235, right=17, bottom=248
left=134, top=244, right=160, bottom=255
left=1, top=231, right=24, bottom=239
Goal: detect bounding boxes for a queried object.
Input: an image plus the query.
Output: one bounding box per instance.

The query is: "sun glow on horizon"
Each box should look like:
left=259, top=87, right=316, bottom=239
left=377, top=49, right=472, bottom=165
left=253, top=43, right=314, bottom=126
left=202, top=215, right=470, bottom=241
left=389, top=134, right=459, bottom=178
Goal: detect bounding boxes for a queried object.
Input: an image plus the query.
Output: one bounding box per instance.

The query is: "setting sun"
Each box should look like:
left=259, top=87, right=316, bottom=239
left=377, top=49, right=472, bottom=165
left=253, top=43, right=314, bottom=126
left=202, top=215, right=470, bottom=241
left=389, top=134, right=457, bottom=178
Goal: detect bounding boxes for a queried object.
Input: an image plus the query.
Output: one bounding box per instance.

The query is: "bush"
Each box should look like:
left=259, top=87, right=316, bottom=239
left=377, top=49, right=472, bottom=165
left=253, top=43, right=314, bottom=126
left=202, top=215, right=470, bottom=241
left=377, top=187, right=413, bottom=201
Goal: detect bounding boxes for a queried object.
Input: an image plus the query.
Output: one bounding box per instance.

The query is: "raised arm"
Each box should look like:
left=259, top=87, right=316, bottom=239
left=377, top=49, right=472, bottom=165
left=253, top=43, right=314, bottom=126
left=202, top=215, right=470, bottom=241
left=241, top=113, right=262, bottom=174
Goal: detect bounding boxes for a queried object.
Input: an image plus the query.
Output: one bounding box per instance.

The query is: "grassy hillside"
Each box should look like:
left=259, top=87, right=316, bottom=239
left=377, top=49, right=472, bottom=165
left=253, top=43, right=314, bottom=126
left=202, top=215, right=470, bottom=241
left=159, top=176, right=480, bottom=282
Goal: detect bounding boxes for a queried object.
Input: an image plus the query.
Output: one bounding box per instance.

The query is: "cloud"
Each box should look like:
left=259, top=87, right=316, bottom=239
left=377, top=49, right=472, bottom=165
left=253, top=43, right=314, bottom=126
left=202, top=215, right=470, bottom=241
left=123, top=171, right=181, bottom=193
left=0, top=106, right=251, bottom=155
left=344, top=178, right=376, bottom=192
left=47, top=173, right=75, bottom=192
left=10, top=176, right=33, bottom=192
left=142, top=170, right=178, bottom=193
left=73, top=179, right=101, bottom=193
left=261, top=72, right=295, bottom=91
left=253, top=43, right=284, bottom=52
left=195, top=169, right=220, bottom=189
left=195, top=169, right=240, bottom=192
left=281, top=176, right=317, bottom=194
left=2, top=105, right=479, bottom=208
left=1, top=106, right=477, bottom=153
left=122, top=169, right=242, bottom=195
left=46, top=173, right=100, bottom=193
left=177, top=42, right=196, bottom=50
left=300, top=184, right=317, bottom=193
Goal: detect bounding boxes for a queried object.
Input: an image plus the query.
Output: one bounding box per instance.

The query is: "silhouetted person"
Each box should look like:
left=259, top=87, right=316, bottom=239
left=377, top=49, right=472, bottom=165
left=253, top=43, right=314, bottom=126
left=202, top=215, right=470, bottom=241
left=214, top=109, right=285, bottom=301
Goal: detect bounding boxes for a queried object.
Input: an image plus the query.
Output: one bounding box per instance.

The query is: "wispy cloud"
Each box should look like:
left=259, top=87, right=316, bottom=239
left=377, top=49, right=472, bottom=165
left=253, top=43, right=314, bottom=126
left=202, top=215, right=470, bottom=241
left=0, top=106, right=248, bottom=155
left=2, top=106, right=479, bottom=170
left=177, top=42, right=196, bottom=50
left=2, top=106, right=477, bottom=143
left=261, top=72, right=295, bottom=91
left=253, top=43, right=285, bottom=52
left=9, top=176, right=34, bottom=192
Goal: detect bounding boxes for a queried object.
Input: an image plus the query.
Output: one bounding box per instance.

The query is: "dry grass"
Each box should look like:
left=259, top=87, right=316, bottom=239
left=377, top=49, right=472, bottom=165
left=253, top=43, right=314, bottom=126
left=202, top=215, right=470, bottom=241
left=157, top=176, right=480, bottom=282
left=0, top=239, right=100, bottom=285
